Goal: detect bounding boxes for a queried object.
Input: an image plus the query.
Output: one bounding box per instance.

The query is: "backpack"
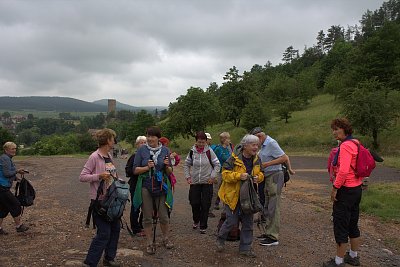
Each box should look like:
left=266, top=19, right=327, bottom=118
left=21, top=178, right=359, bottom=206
left=239, top=175, right=263, bottom=215
left=281, top=162, right=290, bottom=186
left=189, top=149, right=213, bottom=167
left=15, top=175, right=35, bottom=207
left=217, top=212, right=240, bottom=241
left=348, top=140, right=376, bottom=178
left=94, top=179, right=130, bottom=222
left=125, top=154, right=135, bottom=177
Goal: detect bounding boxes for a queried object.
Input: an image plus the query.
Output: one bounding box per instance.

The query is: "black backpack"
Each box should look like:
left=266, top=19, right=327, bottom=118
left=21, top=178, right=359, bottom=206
left=15, top=175, right=36, bottom=207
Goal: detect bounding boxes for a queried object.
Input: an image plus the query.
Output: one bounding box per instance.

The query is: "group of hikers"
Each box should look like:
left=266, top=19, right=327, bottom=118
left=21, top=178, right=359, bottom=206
left=0, top=117, right=370, bottom=267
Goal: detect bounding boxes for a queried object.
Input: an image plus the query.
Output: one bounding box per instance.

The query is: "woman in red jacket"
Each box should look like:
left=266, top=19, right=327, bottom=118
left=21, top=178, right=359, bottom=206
left=324, top=118, right=363, bottom=267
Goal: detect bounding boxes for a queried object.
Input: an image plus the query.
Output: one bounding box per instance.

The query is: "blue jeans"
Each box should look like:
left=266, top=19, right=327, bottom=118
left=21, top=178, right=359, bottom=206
left=84, top=212, right=121, bottom=267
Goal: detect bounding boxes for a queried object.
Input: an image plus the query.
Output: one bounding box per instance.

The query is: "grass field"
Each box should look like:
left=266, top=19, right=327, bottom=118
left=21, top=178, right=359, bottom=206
left=360, top=182, right=400, bottom=222
left=0, top=109, right=103, bottom=119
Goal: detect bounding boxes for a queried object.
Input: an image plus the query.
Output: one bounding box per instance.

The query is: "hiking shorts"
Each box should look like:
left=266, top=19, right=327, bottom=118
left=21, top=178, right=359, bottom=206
left=141, top=188, right=169, bottom=226
left=333, top=185, right=362, bottom=244
left=0, top=187, right=22, bottom=218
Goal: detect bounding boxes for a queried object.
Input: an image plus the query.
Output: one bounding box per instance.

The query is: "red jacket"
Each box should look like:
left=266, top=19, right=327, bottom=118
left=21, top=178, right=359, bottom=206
left=333, top=141, right=363, bottom=189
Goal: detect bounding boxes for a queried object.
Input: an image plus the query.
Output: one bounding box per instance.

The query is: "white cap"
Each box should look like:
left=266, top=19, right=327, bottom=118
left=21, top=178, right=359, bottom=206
left=205, top=132, right=212, bottom=140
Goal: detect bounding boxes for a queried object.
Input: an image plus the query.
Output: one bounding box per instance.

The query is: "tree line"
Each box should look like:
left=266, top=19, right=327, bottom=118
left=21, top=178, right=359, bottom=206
left=162, top=0, right=400, bottom=149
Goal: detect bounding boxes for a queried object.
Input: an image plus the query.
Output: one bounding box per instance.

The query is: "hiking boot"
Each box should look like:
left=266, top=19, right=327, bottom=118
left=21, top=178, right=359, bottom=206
left=216, top=239, right=224, bottom=252
left=103, top=259, right=121, bottom=267
left=344, top=252, right=360, bottom=266
left=200, top=229, right=206, bottom=234
left=146, top=244, right=155, bottom=255
left=192, top=222, right=199, bottom=229
left=257, top=234, right=267, bottom=239
left=162, top=238, right=174, bottom=249
left=208, top=212, right=216, bottom=218
left=322, top=258, right=345, bottom=267
left=259, top=236, right=279, bottom=246
left=239, top=250, right=257, bottom=258
left=0, top=228, right=8, bottom=235
left=16, top=224, right=29, bottom=233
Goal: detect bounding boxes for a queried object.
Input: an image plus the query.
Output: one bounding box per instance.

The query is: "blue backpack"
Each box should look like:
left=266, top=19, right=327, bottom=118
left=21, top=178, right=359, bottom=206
left=94, top=179, right=130, bottom=222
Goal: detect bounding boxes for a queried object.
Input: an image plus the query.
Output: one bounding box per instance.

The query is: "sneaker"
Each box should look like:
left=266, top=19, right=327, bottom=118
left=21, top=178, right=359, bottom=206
left=200, top=229, right=206, bottom=234
left=192, top=223, right=199, bottom=229
left=216, top=239, right=224, bottom=252
left=257, top=234, right=267, bottom=239
left=259, top=236, right=279, bottom=246
left=322, top=258, right=345, bottom=267
left=239, top=250, right=257, bottom=258
left=0, top=228, right=8, bottom=235
left=208, top=212, right=216, bottom=218
left=162, top=238, right=174, bottom=249
left=16, top=224, right=29, bottom=233
left=103, top=259, right=121, bottom=267
left=344, top=252, right=360, bottom=266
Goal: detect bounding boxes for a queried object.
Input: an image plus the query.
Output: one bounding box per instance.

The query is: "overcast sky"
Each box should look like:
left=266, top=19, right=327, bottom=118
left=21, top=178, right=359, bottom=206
left=0, top=0, right=382, bottom=107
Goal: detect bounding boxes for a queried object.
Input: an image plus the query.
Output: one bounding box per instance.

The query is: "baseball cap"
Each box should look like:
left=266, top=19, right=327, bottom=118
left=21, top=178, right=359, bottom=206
left=205, top=132, right=212, bottom=140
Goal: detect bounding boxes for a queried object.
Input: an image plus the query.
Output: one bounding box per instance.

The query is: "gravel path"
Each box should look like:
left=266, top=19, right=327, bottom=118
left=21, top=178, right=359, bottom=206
left=0, top=156, right=398, bottom=267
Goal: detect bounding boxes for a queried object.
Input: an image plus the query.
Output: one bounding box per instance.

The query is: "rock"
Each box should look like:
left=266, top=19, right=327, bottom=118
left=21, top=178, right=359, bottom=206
left=64, top=249, right=80, bottom=254
left=117, top=248, right=143, bottom=258
left=382, top=248, right=393, bottom=255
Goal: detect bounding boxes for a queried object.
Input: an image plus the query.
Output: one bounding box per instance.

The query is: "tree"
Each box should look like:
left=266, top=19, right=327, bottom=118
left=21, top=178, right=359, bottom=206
left=282, top=46, right=299, bottom=63
left=0, top=127, right=14, bottom=146
left=125, top=110, right=156, bottom=143
left=16, top=129, right=40, bottom=146
left=166, top=87, right=220, bottom=138
left=116, top=110, right=135, bottom=122
left=342, top=79, right=400, bottom=148
left=316, top=30, right=326, bottom=54
left=218, top=66, right=247, bottom=127
left=241, top=94, right=270, bottom=131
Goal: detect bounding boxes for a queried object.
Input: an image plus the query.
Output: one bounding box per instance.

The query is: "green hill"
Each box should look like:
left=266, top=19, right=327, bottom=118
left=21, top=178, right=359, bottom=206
left=171, top=94, right=400, bottom=160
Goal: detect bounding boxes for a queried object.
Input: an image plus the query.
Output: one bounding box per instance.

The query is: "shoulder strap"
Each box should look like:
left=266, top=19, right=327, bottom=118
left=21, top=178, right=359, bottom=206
left=95, top=180, right=105, bottom=201
left=206, top=150, right=214, bottom=168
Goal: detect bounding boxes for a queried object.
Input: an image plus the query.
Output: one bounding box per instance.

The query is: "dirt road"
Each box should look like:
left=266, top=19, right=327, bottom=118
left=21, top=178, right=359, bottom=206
left=0, top=156, right=399, bottom=267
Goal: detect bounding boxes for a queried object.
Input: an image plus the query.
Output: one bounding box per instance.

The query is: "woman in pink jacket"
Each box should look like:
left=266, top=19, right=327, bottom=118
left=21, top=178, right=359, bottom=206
left=79, top=128, right=121, bottom=267
left=324, top=118, right=363, bottom=267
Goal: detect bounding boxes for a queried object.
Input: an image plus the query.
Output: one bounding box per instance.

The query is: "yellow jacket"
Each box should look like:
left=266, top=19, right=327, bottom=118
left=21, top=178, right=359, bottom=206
left=218, top=148, right=264, bottom=211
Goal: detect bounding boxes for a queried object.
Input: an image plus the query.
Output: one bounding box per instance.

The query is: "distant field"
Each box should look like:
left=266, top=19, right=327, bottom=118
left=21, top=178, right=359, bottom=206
left=0, top=110, right=104, bottom=118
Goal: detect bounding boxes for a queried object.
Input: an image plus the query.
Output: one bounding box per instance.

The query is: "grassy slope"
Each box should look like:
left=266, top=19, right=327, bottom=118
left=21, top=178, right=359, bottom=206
left=171, top=94, right=400, bottom=167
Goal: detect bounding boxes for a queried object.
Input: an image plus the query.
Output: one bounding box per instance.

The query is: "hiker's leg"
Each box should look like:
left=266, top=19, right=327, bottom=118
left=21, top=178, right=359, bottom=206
left=158, top=194, right=170, bottom=238
left=239, top=212, right=254, bottom=252
left=333, top=187, right=352, bottom=259
left=85, top=213, right=111, bottom=266
left=130, top=186, right=142, bottom=233
left=0, top=189, right=23, bottom=227
left=218, top=205, right=239, bottom=241
left=189, top=184, right=201, bottom=224
left=348, top=186, right=362, bottom=254
left=141, top=188, right=154, bottom=246
left=263, top=172, right=283, bottom=241
left=258, top=178, right=265, bottom=208
left=104, top=218, right=121, bottom=261
left=199, top=184, right=213, bottom=230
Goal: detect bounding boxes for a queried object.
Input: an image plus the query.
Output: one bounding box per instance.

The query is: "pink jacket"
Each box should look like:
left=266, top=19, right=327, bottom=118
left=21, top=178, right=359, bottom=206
left=333, top=141, right=363, bottom=189
left=79, top=149, right=112, bottom=200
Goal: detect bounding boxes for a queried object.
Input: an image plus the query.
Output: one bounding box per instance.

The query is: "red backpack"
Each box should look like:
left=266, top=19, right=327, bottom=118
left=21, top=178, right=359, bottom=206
left=348, top=140, right=376, bottom=178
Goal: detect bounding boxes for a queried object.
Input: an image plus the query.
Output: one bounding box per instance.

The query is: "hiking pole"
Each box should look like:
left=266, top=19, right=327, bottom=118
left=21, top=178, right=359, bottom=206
left=149, top=155, right=158, bottom=248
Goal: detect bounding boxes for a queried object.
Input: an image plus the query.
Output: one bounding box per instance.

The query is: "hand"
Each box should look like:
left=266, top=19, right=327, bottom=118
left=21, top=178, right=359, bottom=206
left=148, top=160, right=155, bottom=169
left=186, top=177, right=192, bottom=185
left=207, top=178, right=215, bottom=184
left=163, top=156, right=170, bottom=166
left=252, top=175, right=259, bottom=183
left=262, top=162, right=270, bottom=168
left=99, top=172, right=111, bottom=181
left=289, top=169, right=295, bottom=175
left=17, top=169, right=25, bottom=175
left=330, top=188, right=338, bottom=202
left=171, top=152, right=177, bottom=157
left=240, top=173, right=248, bottom=180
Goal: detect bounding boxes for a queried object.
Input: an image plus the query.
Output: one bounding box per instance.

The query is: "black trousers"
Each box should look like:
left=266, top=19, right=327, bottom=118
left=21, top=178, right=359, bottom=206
left=333, top=185, right=362, bottom=244
left=0, top=187, right=22, bottom=218
left=189, top=184, right=213, bottom=230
